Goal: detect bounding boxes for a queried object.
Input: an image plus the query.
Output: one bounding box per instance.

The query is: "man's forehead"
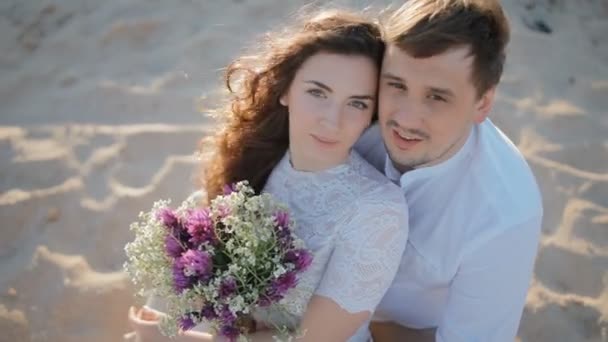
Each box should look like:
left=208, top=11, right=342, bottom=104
left=382, top=44, right=474, bottom=84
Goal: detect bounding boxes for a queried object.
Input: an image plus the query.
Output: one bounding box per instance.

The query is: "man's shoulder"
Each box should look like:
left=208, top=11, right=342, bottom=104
left=476, top=121, right=542, bottom=208
left=462, top=121, right=543, bottom=238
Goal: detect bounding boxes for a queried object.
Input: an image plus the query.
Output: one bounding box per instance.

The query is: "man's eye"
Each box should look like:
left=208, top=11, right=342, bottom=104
left=429, top=94, right=447, bottom=102
left=388, top=82, right=406, bottom=90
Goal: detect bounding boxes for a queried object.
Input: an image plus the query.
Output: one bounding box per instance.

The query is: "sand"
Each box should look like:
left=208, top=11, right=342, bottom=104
left=0, top=0, right=607, bottom=341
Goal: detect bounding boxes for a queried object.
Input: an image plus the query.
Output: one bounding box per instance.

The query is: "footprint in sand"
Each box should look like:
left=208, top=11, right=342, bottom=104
left=536, top=143, right=608, bottom=175
left=519, top=300, right=606, bottom=342
left=5, top=246, right=131, bottom=342
left=558, top=197, right=608, bottom=250
left=529, top=162, right=572, bottom=235
left=100, top=18, right=163, bottom=48
left=0, top=129, right=80, bottom=202
left=0, top=305, right=29, bottom=342
left=111, top=130, right=202, bottom=190
left=535, top=244, right=608, bottom=298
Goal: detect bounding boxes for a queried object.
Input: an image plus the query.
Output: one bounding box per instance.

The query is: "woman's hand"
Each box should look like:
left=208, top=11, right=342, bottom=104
left=126, top=306, right=218, bottom=342
left=126, top=306, right=166, bottom=342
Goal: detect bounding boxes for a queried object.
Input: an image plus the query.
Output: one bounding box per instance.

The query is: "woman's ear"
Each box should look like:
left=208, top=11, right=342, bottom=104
left=279, top=93, right=288, bottom=106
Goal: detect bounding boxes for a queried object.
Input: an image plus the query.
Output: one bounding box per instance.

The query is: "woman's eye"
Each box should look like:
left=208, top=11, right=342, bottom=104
left=350, top=101, right=369, bottom=110
left=307, top=88, right=326, bottom=98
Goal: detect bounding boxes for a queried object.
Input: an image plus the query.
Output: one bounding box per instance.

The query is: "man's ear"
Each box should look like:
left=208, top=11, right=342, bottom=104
left=473, top=87, right=496, bottom=123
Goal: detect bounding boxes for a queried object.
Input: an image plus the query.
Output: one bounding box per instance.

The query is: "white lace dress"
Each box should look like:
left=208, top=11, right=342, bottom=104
left=146, top=151, right=408, bottom=341
left=251, top=151, right=409, bottom=341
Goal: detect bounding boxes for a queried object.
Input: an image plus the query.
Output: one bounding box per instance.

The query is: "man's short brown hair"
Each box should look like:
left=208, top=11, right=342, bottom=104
left=385, top=0, right=510, bottom=98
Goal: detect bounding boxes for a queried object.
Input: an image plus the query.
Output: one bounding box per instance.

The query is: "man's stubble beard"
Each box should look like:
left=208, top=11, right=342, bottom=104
left=386, top=126, right=471, bottom=173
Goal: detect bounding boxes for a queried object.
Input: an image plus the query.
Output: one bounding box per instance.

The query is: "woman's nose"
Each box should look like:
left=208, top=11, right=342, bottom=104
left=319, top=103, right=342, bottom=131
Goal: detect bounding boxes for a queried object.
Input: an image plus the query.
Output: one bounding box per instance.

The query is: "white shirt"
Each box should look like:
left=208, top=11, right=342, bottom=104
left=354, top=119, right=543, bottom=342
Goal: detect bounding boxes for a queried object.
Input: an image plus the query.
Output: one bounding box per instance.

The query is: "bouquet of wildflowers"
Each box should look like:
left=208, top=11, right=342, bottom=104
left=124, top=181, right=312, bottom=341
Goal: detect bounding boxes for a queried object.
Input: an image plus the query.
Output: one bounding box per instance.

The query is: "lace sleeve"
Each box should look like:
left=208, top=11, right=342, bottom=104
left=314, top=190, right=409, bottom=314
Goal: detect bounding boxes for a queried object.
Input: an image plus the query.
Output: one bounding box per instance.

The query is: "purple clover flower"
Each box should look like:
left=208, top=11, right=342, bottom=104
left=276, top=231, right=293, bottom=250
left=265, top=271, right=297, bottom=301
left=172, top=250, right=212, bottom=292
left=222, top=183, right=237, bottom=195
left=219, top=304, right=237, bottom=326
left=185, top=209, right=216, bottom=245
left=172, top=259, right=194, bottom=293
left=218, top=277, right=237, bottom=299
left=157, top=207, right=179, bottom=229
left=180, top=249, right=212, bottom=278
left=179, top=314, right=197, bottom=330
left=273, top=211, right=295, bottom=249
left=219, top=324, right=241, bottom=342
left=274, top=211, right=290, bottom=228
left=157, top=207, right=193, bottom=249
left=200, top=303, right=217, bottom=320
left=283, top=249, right=313, bottom=272
left=257, top=296, right=272, bottom=307
left=164, top=234, right=184, bottom=258
left=175, top=228, right=192, bottom=247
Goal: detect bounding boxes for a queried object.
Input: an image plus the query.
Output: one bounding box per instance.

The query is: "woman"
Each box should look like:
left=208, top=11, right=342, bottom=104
left=128, top=8, right=408, bottom=341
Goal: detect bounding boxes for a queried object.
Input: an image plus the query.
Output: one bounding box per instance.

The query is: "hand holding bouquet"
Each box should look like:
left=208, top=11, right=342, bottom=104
left=124, top=181, right=312, bottom=341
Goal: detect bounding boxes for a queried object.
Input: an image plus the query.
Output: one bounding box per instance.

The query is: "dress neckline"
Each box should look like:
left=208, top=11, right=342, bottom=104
left=278, top=150, right=354, bottom=179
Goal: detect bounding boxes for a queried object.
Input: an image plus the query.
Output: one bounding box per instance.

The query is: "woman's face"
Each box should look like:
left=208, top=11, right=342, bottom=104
left=281, top=52, right=378, bottom=172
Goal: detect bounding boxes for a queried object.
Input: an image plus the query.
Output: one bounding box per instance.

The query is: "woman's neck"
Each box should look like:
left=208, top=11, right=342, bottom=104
left=288, top=147, right=349, bottom=172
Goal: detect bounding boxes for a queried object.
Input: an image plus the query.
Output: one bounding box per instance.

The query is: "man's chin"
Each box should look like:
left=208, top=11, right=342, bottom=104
left=387, top=153, right=423, bottom=173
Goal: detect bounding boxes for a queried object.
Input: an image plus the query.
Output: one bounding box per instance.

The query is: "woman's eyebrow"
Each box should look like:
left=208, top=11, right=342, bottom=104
left=304, top=80, right=332, bottom=92
left=305, top=80, right=374, bottom=100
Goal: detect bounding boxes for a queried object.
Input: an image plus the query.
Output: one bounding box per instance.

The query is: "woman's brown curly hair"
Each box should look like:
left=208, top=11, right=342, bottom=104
left=198, top=9, right=385, bottom=201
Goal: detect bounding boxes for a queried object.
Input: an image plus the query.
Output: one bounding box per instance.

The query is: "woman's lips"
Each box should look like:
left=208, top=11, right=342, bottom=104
left=392, top=129, right=422, bottom=150
left=311, top=134, right=338, bottom=146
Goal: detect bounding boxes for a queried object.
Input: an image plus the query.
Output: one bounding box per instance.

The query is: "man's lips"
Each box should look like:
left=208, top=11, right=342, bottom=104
left=392, top=129, right=423, bottom=150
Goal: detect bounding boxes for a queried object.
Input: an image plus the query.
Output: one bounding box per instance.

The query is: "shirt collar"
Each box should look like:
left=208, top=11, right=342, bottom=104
left=384, top=126, right=478, bottom=189
left=384, top=156, right=402, bottom=184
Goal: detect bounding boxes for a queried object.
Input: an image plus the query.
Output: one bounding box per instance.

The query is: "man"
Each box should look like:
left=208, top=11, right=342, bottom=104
left=356, top=1, right=543, bottom=341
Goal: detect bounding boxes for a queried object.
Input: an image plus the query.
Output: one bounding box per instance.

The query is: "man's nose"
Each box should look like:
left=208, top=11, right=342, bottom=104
left=390, top=99, right=425, bottom=126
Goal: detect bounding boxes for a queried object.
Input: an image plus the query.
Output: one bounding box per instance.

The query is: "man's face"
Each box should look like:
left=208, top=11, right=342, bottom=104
left=378, top=44, right=494, bottom=172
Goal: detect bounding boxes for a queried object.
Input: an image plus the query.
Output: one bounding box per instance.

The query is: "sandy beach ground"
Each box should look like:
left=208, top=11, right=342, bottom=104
left=1, top=0, right=607, bottom=341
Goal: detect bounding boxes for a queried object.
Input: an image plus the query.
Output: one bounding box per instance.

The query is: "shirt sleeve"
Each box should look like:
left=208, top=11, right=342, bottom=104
left=436, top=215, right=542, bottom=342
left=314, top=195, right=409, bottom=314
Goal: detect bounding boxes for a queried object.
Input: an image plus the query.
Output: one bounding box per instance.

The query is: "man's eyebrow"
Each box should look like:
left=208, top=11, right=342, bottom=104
left=381, top=73, right=455, bottom=98
left=430, top=87, right=455, bottom=98
left=381, top=72, right=404, bottom=82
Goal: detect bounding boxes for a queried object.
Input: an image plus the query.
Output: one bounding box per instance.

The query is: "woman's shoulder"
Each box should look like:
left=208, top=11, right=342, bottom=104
left=338, top=190, right=409, bottom=245
left=348, top=151, right=406, bottom=206
left=335, top=153, right=409, bottom=236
